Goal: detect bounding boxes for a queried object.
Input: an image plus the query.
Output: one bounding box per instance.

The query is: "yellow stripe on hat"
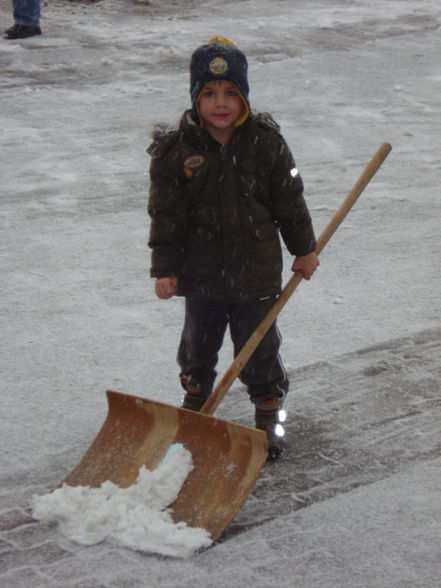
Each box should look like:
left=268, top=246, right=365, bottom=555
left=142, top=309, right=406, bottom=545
left=208, top=35, right=237, bottom=48
left=234, top=97, right=249, bottom=127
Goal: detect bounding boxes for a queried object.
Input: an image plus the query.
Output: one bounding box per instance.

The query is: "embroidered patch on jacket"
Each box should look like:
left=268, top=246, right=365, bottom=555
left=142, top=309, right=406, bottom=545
left=209, top=57, right=229, bottom=75
left=183, top=154, right=205, bottom=179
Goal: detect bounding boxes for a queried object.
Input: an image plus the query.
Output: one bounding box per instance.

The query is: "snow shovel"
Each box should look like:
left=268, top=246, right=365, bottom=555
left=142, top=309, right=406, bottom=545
left=63, top=142, right=392, bottom=540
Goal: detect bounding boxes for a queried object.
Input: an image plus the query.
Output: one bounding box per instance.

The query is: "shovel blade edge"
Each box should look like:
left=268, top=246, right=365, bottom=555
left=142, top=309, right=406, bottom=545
left=63, top=390, right=268, bottom=540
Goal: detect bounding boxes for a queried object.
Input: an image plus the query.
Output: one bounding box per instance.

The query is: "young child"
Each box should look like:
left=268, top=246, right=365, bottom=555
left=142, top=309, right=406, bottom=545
left=147, top=36, right=319, bottom=459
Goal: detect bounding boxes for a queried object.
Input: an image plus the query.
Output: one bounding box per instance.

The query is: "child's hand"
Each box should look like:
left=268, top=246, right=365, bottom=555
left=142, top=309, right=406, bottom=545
left=155, top=277, right=178, bottom=299
left=292, top=252, right=320, bottom=280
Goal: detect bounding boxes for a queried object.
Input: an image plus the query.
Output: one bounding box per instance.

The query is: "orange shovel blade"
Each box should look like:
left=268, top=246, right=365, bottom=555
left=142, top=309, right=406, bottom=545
left=63, top=390, right=267, bottom=540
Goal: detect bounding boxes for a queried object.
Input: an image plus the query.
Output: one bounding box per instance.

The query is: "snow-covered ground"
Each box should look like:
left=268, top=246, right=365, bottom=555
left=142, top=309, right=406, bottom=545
left=1, top=0, right=440, bottom=585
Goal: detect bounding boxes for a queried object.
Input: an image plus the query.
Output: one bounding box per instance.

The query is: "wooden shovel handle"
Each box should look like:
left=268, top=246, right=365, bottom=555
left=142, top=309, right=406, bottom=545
left=201, top=142, right=392, bottom=416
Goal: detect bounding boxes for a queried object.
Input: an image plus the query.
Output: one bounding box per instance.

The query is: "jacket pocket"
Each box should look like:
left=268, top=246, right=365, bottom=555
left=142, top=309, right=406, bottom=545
left=183, top=225, right=219, bottom=278
left=247, top=220, right=277, bottom=241
left=242, top=220, right=283, bottom=280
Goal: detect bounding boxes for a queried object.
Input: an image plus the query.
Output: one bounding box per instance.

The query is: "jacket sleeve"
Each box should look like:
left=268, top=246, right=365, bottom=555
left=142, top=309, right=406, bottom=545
left=268, top=136, right=317, bottom=256
left=147, top=153, right=188, bottom=278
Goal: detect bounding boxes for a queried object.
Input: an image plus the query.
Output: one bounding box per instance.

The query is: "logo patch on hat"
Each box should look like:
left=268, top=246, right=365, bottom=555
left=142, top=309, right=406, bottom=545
left=184, top=154, right=205, bottom=179
left=209, top=57, right=229, bottom=75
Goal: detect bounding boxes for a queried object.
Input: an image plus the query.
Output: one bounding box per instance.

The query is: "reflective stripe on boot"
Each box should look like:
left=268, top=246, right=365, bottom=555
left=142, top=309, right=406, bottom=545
left=180, top=376, right=210, bottom=412
left=255, top=395, right=286, bottom=460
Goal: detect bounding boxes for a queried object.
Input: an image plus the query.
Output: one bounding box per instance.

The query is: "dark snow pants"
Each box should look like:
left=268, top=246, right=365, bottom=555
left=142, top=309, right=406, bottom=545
left=177, top=296, right=288, bottom=405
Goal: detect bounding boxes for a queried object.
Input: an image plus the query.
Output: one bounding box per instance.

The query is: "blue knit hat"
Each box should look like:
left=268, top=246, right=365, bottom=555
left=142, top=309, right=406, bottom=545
left=190, top=36, right=250, bottom=126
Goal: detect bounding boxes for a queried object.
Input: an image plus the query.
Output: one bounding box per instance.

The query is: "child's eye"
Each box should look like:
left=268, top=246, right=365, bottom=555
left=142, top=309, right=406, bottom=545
left=227, top=89, right=238, bottom=96
left=203, top=90, right=214, bottom=97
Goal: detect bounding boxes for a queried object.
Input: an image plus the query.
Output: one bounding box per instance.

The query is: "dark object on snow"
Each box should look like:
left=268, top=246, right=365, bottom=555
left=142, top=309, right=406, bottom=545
left=4, top=23, right=41, bottom=39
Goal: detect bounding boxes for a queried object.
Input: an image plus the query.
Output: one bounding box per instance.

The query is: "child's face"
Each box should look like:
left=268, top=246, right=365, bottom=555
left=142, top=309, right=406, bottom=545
left=198, top=80, right=244, bottom=135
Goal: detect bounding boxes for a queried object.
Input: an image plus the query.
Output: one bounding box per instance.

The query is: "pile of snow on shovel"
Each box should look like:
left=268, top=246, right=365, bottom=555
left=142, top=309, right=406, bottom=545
left=31, top=444, right=212, bottom=558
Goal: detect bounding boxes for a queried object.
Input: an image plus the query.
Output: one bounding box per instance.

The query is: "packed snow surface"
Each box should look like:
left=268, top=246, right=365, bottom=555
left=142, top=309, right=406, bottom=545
left=31, top=444, right=212, bottom=559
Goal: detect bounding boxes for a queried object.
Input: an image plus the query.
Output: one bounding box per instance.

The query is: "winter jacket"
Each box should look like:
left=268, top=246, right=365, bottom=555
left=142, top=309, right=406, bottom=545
left=147, top=111, right=316, bottom=303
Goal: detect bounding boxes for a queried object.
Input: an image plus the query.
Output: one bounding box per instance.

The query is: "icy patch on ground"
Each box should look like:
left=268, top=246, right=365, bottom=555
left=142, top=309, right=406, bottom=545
left=31, top=444, right=212, bottom=559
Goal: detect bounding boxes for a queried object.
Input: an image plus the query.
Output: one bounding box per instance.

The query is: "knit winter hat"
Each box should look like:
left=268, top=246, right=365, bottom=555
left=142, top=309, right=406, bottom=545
left=190, top=36, right=250, bottom=127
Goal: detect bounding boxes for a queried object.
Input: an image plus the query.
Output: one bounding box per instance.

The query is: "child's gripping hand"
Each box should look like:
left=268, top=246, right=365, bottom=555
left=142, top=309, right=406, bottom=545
left=155, top=277, right=178, bottom=299
left=292, top=252, right=320, bottom=281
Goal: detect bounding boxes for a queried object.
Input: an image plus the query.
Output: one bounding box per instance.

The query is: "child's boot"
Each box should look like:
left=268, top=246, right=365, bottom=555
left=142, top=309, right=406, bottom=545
left=180, top=377, right=210, bottom=412
left=255, top=394, right=286, bottom=460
